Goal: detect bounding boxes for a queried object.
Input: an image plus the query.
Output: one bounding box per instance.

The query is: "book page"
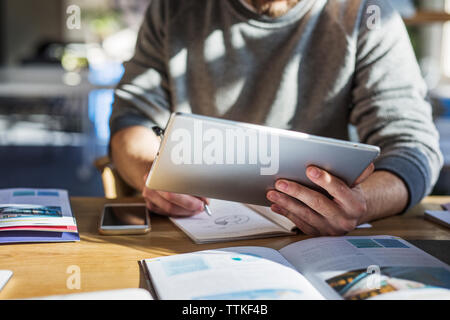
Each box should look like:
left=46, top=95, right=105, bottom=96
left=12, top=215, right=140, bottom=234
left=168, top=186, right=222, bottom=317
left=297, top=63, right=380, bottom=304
left=279, top=236, right=450, bottom=300
left=143, top=246, right=324, bottom=300
left=0, top=270, right=13, bottom=291
left=425, top=210, right=450, bottom=228
left=170, top=199, right=294, bottom=243
left=0, top=189, right=76, bottom=228
left=0, top=188, right=73, bottom=215
left=33, top=288, right=153, bottom=300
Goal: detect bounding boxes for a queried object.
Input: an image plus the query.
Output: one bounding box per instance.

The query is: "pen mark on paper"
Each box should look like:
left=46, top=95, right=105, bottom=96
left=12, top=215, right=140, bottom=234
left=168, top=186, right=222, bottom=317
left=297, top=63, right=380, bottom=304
left=214, top=215, right=250, bottom=226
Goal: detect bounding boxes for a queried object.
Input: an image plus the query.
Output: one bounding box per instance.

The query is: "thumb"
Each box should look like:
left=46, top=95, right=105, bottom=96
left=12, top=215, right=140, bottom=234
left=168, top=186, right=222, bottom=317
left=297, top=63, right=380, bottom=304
left=352, top=163, right=375, bottom=186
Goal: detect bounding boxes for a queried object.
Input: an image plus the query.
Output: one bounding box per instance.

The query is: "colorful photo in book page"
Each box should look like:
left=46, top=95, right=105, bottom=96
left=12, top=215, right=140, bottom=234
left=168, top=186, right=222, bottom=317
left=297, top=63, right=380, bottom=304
left=326, top=266, right=450, bottom=300
left=0, top=205, right=63, bottom=219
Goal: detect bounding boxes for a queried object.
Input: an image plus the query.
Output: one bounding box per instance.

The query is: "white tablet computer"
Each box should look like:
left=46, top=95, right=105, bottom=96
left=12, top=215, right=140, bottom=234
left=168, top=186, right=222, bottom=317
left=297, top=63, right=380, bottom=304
left=146, top=113, right=380, bottom=206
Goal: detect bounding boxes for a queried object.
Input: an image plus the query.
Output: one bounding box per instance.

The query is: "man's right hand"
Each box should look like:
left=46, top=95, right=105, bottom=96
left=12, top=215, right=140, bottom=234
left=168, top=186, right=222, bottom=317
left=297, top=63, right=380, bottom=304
left=142, top=186, right=209, bottom=217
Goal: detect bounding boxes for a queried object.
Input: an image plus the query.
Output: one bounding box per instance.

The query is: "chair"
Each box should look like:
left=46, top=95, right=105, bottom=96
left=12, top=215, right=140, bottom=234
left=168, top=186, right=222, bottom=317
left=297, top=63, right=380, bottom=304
left=94, top=156, right=138, bottom=198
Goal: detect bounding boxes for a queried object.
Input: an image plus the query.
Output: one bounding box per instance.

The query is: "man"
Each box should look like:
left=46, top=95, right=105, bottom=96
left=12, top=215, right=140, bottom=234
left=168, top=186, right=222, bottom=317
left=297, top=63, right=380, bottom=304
left=110, top=0, right=443, bottom=236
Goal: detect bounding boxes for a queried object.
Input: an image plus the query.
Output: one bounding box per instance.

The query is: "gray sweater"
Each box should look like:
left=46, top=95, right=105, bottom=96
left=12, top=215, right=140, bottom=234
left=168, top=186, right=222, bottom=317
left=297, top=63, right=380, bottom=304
left=110, top=0, right=443, bottom=210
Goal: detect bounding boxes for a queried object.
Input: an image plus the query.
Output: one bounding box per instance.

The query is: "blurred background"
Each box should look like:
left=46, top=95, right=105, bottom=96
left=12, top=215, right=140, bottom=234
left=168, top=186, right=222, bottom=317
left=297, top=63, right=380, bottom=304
left=0, top=0, right=449, bottom=197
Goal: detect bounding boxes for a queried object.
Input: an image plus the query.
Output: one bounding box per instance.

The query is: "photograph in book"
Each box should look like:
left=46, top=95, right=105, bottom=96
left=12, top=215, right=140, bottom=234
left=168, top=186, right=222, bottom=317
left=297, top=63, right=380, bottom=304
left=0, top=205, right=63, bottom=219
left=326, top=266, right=450, bottom=300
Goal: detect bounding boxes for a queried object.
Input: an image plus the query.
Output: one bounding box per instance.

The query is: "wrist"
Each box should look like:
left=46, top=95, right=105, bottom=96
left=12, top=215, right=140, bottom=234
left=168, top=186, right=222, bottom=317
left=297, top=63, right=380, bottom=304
left=359, top=170, right=409, bottom=222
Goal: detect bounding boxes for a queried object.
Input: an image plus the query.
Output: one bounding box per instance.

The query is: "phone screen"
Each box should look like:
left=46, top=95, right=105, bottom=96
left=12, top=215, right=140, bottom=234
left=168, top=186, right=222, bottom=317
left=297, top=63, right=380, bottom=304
left=102, top=205, right=148, bottom=227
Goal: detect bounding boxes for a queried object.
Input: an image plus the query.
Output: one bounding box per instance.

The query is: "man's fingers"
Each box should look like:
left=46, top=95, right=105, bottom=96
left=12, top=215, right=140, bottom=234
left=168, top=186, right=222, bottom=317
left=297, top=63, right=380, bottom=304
left=353, top=163, right=375, bottom=186
left=267, top=190, right=327, bottom=229
left=268, top=192, right=356, bottom=236
left=305, top=166, right=352, bottom=202
left=197, top=197, right=210, bottom=205
left=144, top=189, right=200, bottom=217
left=158, top=191, right=205, bottom=212
left=305, top=166, right=368, bottom=213
left=144, top=199, right=152, bottom=210
left=148, top=204, right=171, bottom=216
left=142, top=186, right=207, bottom=217
left=273, top=180, right=337, bottom=219
left=146, top=190, right=179, bottom=214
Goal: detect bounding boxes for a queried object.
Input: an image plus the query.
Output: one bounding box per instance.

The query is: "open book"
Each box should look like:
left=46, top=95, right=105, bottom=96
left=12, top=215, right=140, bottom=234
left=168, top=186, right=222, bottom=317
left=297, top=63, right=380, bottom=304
left=141, top=235, right=450, bottom=300
left=170, top=199, right=371, bottom=244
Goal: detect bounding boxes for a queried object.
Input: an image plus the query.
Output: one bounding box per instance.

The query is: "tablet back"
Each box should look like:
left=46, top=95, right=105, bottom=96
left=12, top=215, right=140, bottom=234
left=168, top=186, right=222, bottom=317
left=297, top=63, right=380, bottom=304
left=146, top=113, right=380, bottom=206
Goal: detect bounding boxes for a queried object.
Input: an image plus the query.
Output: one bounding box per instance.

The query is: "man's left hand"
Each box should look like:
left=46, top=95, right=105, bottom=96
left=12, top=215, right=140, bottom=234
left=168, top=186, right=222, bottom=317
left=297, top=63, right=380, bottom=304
left=267, top=164, right=375, bottom=236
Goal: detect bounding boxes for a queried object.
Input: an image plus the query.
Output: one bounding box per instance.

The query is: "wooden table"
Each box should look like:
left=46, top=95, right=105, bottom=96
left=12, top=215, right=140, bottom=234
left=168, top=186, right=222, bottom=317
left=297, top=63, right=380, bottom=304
left=0, top=196, right=449, bottom=299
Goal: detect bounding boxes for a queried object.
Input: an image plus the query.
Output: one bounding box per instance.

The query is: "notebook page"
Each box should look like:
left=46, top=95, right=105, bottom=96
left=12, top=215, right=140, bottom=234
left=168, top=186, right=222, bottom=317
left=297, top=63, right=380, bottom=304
left=247, top=204, right=372, bottom=231
left=143, top=246, right=324, bottom=300
left=246, top=204, right=296, bottom=231
left=170, top=199, right=294, bottom=243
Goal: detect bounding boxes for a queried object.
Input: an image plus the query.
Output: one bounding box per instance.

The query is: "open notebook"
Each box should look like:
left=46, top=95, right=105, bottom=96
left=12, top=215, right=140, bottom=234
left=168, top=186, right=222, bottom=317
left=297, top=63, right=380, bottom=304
left=170, top=199, right=297, bottom=244
left=170, top=199, right=371, bottom=244
left=141, top=235, right=450, bottom=300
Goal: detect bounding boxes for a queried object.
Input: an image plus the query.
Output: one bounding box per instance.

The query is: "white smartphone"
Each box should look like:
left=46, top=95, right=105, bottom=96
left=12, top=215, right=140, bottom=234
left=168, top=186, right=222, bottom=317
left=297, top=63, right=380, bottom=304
left=98, top=204, right=151, bottom=235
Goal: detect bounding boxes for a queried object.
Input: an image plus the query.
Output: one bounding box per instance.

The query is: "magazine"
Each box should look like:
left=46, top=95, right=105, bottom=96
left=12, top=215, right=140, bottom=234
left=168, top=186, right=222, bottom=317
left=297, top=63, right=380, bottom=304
left=0, top=188, right=79, bottom=243
left=141, top=235, right=450, bottom=300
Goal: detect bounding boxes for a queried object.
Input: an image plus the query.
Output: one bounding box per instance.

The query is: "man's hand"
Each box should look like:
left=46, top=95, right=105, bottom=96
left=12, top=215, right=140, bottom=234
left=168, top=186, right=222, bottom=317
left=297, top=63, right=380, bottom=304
left=142, top=174, right=209, bottom=217
left=143, top=188, right=209, bottom=217
left=267, top=164, right=376, bottom=236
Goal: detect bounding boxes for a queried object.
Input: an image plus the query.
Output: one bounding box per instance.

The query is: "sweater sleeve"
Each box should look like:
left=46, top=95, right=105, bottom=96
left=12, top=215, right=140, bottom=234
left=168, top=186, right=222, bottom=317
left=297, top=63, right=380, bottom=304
left=350, top=0, right=443, bottom=210
left=109, top=0, right=172, bottom=137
